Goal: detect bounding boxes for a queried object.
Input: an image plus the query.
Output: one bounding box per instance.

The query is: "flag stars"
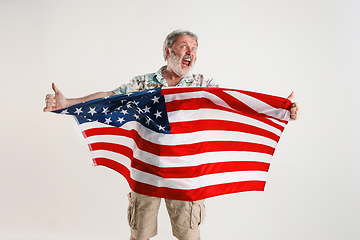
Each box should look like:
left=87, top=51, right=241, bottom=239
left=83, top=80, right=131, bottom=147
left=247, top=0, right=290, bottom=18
left=102, top=107, right=110, bottom=114
left=104, top=117, right=112, bottom=124
left=133, top=114, right=140, bottom=120
left=117, top=117, right=125, bottom=124
left=151, top=96, right=160, bottom=104
left=142, top=105, right=151, bottom=113
left=154, top=110, right=162, bottom=118
left=120, top=109, right=128, bottom=115
left=132, top=100, right=139, bottom=106
left=158, top=125, right=165, bottom=131
left=88, top=107, right=97, bottom=116
left=136, top=107, right=143, bottom=114
left=60, top=109, right=69, bottom=114
left=74, top=107, right=83, bottom=115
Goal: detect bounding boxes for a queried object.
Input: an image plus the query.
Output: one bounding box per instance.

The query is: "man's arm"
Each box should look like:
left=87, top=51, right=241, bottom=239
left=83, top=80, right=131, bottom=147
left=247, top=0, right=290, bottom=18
left=43, top=83, right=115, bottom=112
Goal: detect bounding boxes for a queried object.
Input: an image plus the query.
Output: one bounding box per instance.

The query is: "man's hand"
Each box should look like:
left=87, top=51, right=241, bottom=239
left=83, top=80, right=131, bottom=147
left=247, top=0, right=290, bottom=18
left=43, top=83, right=116, bottom=112
left=43, top=83, right=68, bottom=112
left=287, top=91, right=300, bottom=121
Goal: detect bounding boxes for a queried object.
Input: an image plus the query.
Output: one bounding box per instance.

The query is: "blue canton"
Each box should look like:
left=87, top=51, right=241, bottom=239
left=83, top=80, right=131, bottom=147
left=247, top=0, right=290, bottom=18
left=54, top=88, right=170, bottom=134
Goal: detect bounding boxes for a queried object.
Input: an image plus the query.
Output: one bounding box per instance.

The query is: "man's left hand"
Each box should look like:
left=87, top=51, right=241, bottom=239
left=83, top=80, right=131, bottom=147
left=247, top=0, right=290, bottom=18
left=287, top=91, right=300, bottom=121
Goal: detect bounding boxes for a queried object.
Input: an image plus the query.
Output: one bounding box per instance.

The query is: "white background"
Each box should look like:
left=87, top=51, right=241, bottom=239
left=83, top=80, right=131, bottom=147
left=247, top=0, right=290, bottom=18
left=1, top=0, right=359, bottom=239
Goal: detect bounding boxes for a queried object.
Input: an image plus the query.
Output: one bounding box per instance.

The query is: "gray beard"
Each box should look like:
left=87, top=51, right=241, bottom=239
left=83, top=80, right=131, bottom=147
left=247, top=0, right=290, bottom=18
left=168, top=52, right=194, bottom=78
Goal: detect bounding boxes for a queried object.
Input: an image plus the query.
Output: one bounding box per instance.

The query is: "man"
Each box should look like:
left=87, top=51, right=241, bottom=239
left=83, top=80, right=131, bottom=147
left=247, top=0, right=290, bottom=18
left=44, top=30, right=300, bottom=240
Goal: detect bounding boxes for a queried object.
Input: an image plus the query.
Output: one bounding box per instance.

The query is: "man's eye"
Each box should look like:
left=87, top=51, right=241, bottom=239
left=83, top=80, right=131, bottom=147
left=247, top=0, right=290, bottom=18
left=181, top=45, right=186, bottom=48
left=192, top=48, right=196, bottom=51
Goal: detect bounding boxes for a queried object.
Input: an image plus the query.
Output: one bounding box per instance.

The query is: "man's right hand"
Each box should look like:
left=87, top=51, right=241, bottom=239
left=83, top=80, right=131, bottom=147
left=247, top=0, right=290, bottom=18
left=43, top=83, right=68, bottom=112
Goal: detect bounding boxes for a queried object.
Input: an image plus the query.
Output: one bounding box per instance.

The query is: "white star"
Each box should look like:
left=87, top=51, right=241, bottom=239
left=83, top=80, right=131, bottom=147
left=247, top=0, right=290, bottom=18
left=74, top=107, right=83, bottom=115
left=126, top=92, right=133, bottom=96
left=151, top=96, right=160, bottom=104
left=148, top=90, right=156, bottom=93
left=104, top=117, right=112, bottom=124
left=126, top=103, right=132, bottom=108
left=133, top=114, right=140, bottom=120
left=145, top=117, right=151, bottom=125
left=154, top=110, right=162, bottom=118
left=158, top=125, right=165, bottom=131
left=121, top=109, right=128, bottom=115
left=142, top=105, right=151, bottom=113
left=132, top=100, right=139, bottom=106
left=102, top=107, right=110, bottom=114
left=117, top=117, right=125, bottom=124
left=60, top=109, right=69, bottom=114
left=88, top=107, right=97, bottom=116
left=136, top=107, right=143, bottom=114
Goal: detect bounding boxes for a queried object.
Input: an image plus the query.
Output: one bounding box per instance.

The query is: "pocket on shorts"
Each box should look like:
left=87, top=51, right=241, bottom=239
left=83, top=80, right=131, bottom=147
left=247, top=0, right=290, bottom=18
left=127, top=192, right=137, bottom=229
left=190, top=200, right=206, bottom=229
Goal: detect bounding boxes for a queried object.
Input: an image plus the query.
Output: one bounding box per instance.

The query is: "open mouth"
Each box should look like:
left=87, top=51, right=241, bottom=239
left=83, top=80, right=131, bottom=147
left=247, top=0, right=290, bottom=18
left=181, top=57, right=192, bottom=67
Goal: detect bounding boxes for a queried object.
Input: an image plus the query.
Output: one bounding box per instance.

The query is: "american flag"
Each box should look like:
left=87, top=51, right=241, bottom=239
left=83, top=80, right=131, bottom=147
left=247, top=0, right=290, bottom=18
left=54, top=87, right=292, bottom=201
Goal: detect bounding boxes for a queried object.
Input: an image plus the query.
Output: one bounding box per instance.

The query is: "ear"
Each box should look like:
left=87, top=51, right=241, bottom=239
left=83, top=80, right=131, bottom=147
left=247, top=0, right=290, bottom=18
left=165, top=47, right=171, bottom=59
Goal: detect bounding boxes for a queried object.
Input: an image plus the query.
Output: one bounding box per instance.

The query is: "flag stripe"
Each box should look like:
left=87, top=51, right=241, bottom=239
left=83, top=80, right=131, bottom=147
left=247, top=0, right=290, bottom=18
left=91, top=147, right=272, bottom=168
left=162, top=87, right=291, bottom=111
left=84, top=122, right=278, bottom=147
left=90, top=147, right=270, bottom=179
left=95, top=157, right=267, bottom=201
left=169, top=120, right=280, bottom=141
left=165, top=97, right=286, bottom=131
left=167, top=109, right=283, bottom=135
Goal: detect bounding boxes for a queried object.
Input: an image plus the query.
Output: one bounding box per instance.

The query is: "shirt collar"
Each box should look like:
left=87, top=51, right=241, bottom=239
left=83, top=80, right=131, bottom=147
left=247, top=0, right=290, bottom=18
left=154, top=65, right=193, bottom=87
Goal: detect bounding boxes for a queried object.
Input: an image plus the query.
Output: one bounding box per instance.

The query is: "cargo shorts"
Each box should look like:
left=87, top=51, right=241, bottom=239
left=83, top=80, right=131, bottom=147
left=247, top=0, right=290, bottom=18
left=127, top=191, right=206, bottom=240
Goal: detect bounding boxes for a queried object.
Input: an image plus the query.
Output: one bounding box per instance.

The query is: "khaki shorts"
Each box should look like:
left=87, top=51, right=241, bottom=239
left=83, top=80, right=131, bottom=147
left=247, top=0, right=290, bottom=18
left=127, top=191, right=206, bottom=240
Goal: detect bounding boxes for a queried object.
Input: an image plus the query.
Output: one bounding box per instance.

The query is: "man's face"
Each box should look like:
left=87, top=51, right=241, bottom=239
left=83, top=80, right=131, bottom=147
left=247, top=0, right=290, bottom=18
left=167, top=34, right=197, bottom=77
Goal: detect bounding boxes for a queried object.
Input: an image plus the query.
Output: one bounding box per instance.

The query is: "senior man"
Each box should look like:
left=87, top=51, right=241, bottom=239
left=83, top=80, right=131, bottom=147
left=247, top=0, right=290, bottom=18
left=44, top=29, right=300, bottom=240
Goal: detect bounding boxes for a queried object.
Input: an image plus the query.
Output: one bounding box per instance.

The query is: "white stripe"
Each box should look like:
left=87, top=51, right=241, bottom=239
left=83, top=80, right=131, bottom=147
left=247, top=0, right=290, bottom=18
left=79, top=121, right=112, bottom=131
left=167, top=109, right=282, bottom=136
left=87, top=133, right=273, bottom=168
left=267, top=118, right=287, bottom=128
left=165, top=90, right=232, bottom=109
left=80, top=120, right=278, bottom=147
left=91, top=147, right=272, bottom=168
left=224, top=90, right=290, bottom=121
left=92, top=150, right=132, bottom=168
left=130, top=168, right=267, bottom=190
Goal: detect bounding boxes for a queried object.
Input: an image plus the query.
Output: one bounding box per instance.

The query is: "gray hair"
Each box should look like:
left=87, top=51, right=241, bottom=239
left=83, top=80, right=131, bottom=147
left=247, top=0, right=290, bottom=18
left=163, top=29, right=198, bottom=61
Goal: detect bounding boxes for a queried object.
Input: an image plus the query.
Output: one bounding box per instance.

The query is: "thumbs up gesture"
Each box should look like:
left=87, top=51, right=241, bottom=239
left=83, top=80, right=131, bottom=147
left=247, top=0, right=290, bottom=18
left=43, top=83, right=67, bottom=112
left=287, top=91, right=300, bottom=121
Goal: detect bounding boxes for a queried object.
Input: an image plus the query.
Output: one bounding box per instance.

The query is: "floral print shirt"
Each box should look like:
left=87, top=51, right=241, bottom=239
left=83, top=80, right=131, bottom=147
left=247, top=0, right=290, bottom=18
left=113, top=66, right=219, bottom=94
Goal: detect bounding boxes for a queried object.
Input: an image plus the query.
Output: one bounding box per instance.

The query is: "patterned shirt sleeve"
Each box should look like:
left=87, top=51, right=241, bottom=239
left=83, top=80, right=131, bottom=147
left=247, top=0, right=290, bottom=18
left=113, top=76, right=146, bottom=95
left=202, top=77, right=219, bottom=88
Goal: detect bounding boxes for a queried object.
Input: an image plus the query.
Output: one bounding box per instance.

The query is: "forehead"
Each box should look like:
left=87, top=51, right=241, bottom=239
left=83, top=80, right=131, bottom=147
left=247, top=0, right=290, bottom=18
left=173, top=34, right=197, bottom=47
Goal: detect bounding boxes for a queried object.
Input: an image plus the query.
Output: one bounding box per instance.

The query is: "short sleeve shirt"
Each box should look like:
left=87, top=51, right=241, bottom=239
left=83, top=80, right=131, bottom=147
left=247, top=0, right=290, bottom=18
left=113, top=66, right=219, bottom=95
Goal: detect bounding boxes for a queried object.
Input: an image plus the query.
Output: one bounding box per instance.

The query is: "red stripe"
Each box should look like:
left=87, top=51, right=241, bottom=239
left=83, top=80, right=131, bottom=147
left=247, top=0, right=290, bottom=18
left=166, top=97, right=287, bottom=131
left=161, top=87, right=292, bottom=110
left=169, top=119, right=280, bottom=141
left=90, top=139, right=274, bottom=157
left=90, top=142, right=270, bottom=178
left=132, top=158, right=270, bottom=178
left=94, top=158, right=266, bottom=201
left=85, top=128, right=276, bottom=156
